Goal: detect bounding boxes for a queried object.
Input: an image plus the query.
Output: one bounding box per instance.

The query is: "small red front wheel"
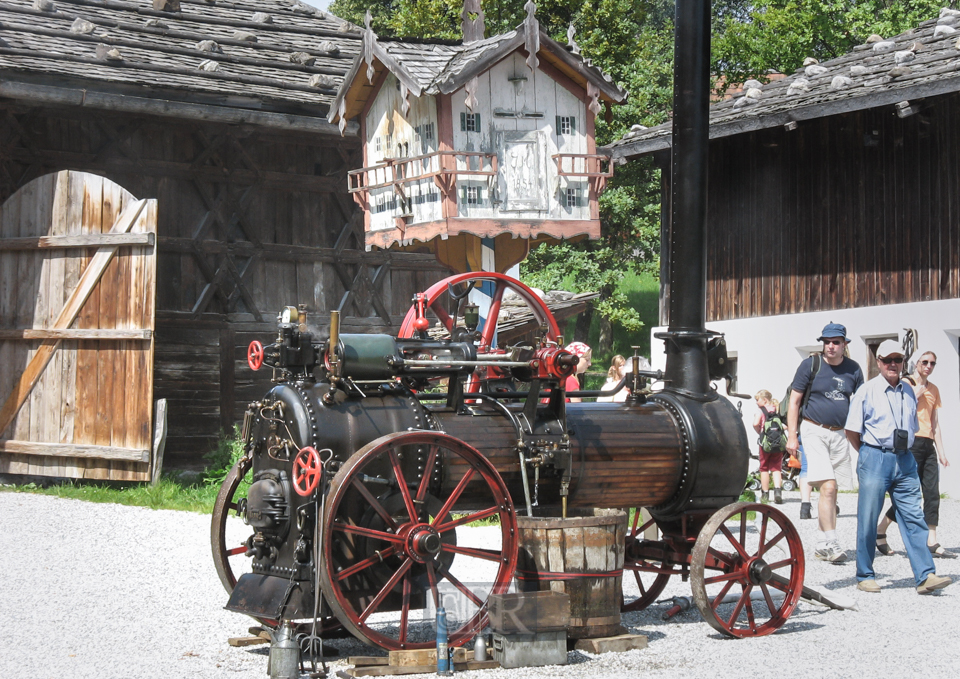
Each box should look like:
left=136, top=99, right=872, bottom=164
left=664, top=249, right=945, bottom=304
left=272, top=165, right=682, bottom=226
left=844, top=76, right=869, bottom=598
left=247, top=341, right=264, bottom=371
left=293, top=446, right=322, bottom=497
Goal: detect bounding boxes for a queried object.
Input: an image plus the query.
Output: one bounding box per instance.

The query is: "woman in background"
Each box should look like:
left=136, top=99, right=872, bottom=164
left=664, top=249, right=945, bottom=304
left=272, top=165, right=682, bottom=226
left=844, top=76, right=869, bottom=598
left=875, top=351, right=955, bottom=558
left=598, top=355, right=628, bottom=403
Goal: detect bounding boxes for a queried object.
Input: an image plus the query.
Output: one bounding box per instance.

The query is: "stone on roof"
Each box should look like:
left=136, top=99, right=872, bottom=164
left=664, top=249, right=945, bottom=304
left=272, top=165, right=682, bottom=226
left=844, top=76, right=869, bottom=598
left=609, top=8, right=960, bottom=159
left=0, top=0, right=362, bottom=123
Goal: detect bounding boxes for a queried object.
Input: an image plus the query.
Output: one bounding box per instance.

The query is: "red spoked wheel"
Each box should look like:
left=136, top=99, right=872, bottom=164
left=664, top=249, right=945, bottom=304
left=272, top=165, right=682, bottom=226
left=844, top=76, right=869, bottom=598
left=211, top=456, right=255, bottom=594
left=248, top=341, right=264, bottom=371
left=320, top=431, right=518, bottom=650
left=293, top=446, right=323, bottom=497
left=621, top=508, right=673, bottom=612
left=690, top=502, right=804, bottom=637
left=398, top=272, right=560, bottom=350
left=398, top=273, right=561, bottom=394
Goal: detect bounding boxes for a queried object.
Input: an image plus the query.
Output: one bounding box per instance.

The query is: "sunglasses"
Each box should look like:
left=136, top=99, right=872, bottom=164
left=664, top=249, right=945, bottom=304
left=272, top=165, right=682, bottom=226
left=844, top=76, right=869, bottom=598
left=823, top=339, right=845, bottom=346
left=879, top=356, right=904, bottom=365
left=920, top=360, right=937, bottom=367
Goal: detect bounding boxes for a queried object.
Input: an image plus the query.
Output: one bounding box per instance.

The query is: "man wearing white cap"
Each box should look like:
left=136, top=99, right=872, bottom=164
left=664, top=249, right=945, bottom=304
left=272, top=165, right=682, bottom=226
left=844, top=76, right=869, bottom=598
left=844, top=339, right=951, bottom=594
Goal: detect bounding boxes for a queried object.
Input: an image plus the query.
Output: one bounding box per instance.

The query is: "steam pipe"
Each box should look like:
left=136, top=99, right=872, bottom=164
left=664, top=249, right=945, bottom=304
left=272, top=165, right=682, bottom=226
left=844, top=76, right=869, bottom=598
left=662, top=0, right=712, bottom=397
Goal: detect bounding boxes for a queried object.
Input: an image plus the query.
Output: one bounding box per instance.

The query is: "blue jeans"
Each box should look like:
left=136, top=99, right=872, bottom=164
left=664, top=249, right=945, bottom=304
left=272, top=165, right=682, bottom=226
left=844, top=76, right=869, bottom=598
left=856, top=444, right=934, bottom=585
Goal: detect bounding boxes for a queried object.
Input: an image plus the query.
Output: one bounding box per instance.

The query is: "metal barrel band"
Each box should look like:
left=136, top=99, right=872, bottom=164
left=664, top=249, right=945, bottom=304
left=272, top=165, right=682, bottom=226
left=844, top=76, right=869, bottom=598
left=514, top=569, right=623, bottom=581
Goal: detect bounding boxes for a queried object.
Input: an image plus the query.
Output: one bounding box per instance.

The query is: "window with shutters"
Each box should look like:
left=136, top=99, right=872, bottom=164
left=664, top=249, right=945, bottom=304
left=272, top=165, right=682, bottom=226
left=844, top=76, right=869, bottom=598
left=557, top=116, right=576, bottom=135
left=462, top=185, right=483, bottom=205
left=460, top=113, right=481, bottom=132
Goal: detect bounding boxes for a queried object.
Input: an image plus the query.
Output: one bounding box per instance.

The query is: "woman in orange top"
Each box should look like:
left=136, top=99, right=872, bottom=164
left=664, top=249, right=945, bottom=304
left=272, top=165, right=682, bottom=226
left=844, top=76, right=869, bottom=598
left=876, top=351, right=955, bottom=558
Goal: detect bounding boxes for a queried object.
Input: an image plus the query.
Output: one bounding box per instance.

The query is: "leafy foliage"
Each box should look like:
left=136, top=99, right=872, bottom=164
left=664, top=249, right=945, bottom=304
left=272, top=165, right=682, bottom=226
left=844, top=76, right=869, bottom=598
left=712, top=1, right=951, bottom=91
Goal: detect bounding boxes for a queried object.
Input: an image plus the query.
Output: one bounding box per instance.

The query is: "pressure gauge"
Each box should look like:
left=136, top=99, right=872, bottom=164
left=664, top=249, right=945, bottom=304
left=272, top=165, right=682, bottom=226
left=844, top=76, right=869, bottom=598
left=280, top=306, right=299, bottom=324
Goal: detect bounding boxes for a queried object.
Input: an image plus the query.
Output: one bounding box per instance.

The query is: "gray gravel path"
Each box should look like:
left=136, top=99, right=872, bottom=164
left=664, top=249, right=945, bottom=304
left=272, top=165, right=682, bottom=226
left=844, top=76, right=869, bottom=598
left=1, top=490, right=958, bottom=679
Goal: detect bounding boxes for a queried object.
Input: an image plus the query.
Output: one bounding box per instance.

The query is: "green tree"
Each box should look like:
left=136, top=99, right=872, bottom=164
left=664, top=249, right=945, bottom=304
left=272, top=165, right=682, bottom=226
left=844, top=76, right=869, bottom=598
left=712, top=1, right=951, bottom=90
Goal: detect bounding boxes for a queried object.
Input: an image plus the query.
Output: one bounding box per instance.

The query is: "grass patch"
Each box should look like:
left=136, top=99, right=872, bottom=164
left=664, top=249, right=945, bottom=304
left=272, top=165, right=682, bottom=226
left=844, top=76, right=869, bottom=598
left=449, top=512, right=502, bottom=527
left=0, top=427, right=246, bottom=514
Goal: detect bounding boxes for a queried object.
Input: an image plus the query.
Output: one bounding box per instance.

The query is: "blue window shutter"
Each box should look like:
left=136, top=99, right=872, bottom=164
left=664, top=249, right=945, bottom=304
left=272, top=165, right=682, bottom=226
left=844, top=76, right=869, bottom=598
left=475, top=113, right=480, bottom=129
left=571, top=117, right=577, bottom=134
left=556, top=116, right=561, bottom=133
left=460, top=112, right=466, bottom=131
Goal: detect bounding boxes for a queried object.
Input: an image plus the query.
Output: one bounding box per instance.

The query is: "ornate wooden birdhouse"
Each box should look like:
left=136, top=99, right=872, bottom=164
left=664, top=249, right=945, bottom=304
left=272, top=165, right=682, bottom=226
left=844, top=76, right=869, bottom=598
left=329, top=1, right=626, bottom=274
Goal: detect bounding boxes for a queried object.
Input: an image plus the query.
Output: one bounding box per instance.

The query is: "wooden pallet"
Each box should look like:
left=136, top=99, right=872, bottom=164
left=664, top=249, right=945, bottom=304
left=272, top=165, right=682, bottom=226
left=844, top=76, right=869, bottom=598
left=342, top=648, right=500, bottom=677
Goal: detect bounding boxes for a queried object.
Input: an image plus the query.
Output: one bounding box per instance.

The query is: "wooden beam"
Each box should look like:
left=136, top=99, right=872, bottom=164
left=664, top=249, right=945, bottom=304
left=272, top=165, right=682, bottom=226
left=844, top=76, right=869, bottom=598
left=151, top=399, right=168, bottom=485
left=0, top=199, right=147, bottom=438
left=0, top=440, right=150, bottom=463
left=0, top=233, right=155, bottom=250
left=3, top=145, right=345, bottom=193
left=0, top=81, right=358, bottom=137
left=0, top=329, right=152, bottom=340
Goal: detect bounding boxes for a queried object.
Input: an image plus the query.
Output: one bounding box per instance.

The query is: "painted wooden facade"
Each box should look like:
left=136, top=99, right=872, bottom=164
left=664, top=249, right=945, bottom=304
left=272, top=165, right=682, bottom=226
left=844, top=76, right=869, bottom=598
left=331, top=4, right=626, bottom=269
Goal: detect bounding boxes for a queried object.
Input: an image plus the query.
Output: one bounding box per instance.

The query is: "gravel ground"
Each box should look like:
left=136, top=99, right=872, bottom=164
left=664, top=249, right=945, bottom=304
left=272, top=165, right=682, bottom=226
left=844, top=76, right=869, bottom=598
left=2, top=490, right=959, bottom=679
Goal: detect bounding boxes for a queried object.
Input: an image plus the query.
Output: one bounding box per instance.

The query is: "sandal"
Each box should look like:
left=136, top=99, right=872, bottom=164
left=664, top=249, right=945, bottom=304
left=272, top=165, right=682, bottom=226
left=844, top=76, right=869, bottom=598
left=876, top=533, right=893, bottom=556
left=929, top=543, right=958, bottom=559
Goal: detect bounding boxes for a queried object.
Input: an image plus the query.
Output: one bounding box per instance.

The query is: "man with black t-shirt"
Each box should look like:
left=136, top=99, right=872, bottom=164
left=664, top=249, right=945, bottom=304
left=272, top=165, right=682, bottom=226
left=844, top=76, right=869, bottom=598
left=786, top=322, right=863, bottom=563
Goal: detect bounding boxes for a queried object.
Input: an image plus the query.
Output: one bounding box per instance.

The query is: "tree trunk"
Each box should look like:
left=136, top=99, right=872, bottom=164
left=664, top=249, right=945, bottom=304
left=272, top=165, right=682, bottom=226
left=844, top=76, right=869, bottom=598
left=598, top=314, right=613, bottom=355
left=574, top=306, right=593, bottom=344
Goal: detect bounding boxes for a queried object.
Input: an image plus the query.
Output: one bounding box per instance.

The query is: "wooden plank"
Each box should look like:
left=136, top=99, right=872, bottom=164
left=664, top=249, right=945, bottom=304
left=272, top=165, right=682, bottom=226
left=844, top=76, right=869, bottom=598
left=227, top=636, right=269, bottom=647
left=0, top=440, right=150, bottom=462
left=573, top=633, right=647, bottom=654
left=0, top=197, right=147, bottom=439
left=0, top=329, right=153, bottom=340
left=388, top=648, right=473, bottom=667
left=345, top=660, right=498, bottom=677
left=0, top=233, right=155, bottom=250
left=151, top=399, right=168, bottom=484
left=347, top=657, right=389, bottom=667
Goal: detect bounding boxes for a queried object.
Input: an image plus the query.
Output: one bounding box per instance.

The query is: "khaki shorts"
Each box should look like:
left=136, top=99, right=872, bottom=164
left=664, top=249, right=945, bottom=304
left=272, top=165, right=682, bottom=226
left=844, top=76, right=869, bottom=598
left=800, top=420, right=857, bottom=490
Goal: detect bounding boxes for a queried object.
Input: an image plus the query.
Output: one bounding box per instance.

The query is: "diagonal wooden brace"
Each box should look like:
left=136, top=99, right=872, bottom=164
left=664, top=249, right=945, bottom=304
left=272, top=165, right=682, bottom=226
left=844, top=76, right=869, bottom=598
left=0, top=199, right=148, bottom=438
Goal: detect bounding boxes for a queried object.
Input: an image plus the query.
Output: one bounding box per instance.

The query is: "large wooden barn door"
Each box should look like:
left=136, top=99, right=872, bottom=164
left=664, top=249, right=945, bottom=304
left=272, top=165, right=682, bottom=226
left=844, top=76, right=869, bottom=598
left=0, top=171, right=158, bottom=481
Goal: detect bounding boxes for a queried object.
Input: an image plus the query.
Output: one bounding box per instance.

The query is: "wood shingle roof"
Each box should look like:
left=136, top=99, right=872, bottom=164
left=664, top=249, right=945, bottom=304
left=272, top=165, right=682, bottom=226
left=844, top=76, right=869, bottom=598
left=0, top=0, right=362, bottom=133
left=609, top=8, right=960, bottom=159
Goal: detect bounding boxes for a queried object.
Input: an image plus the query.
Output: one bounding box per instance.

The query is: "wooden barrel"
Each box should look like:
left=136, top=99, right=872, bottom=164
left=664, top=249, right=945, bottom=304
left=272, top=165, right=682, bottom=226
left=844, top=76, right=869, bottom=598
left=515, top=509, right=626, bottom=639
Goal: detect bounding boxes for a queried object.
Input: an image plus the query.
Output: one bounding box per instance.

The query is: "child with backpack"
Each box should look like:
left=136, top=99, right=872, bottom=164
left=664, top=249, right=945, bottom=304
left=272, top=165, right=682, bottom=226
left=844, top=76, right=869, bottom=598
left=754, top=390, right=787, bottom=504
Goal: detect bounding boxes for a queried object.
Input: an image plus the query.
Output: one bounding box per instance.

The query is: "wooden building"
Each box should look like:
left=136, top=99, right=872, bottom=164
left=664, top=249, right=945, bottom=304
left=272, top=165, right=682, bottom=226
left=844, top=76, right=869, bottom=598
left=610, top=8, right=960, bottom=493
left=0, top=0, right=450, bottom=479
left=330, top=1, right=626, bottom=275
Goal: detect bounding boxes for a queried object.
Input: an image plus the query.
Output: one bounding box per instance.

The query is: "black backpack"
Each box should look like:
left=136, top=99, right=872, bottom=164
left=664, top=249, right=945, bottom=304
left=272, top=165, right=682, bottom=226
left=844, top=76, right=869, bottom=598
left=759, top=407, right=787, bottom=453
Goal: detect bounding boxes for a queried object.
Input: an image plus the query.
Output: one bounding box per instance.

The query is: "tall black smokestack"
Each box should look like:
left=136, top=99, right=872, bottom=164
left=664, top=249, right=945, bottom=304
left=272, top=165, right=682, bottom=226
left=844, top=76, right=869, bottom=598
left=663, top=0, right=712, bottom=397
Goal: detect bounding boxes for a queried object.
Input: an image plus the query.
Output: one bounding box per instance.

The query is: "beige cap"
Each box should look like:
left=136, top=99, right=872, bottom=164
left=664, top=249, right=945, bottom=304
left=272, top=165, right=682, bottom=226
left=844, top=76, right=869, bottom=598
left=875, top=339, right=904, bottom=359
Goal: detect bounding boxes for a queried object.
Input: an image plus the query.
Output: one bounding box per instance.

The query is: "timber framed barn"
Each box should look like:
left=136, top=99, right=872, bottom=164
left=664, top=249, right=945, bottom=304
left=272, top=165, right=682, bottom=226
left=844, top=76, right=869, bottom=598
left=0, top=0, right=451, bottom=479
left=610, top=7, right=960, bottom=494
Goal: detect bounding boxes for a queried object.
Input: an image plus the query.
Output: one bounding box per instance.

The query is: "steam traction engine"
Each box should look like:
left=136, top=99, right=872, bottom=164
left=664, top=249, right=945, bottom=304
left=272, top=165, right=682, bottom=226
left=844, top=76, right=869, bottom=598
left=211, top=0, right=805, bottom=650
left=212, top=273, right=805, bottom=648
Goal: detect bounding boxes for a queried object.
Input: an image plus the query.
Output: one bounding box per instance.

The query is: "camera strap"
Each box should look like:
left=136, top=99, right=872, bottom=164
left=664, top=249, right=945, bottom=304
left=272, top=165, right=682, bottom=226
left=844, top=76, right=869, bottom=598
left=884, top=385, right=905, bottom=431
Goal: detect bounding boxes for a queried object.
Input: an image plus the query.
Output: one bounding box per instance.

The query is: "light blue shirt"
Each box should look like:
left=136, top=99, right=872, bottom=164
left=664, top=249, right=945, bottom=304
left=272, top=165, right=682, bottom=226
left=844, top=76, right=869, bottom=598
left=845, top=376, right=919, bottom=449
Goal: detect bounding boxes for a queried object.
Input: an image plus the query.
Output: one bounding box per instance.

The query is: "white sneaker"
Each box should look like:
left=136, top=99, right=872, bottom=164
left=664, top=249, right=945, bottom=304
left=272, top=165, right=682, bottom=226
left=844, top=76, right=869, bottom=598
left=814, top=542, right=847, bottom=563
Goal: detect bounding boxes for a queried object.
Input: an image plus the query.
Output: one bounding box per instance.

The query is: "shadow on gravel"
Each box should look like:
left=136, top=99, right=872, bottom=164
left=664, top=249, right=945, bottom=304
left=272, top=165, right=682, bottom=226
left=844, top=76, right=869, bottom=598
left=703, top=618, right=825, bottom=640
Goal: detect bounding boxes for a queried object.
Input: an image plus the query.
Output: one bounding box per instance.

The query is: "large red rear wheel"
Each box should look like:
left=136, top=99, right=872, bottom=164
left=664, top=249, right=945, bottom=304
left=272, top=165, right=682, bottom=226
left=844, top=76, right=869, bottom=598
left=690, top=502, right=804, bottom=637
left=320, top=432, right=518, bottom=650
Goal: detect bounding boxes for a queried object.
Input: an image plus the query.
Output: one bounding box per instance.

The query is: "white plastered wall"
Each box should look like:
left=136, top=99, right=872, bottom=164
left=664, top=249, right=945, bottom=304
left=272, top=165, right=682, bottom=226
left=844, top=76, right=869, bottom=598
left=651, top=298, right=960, bottom=497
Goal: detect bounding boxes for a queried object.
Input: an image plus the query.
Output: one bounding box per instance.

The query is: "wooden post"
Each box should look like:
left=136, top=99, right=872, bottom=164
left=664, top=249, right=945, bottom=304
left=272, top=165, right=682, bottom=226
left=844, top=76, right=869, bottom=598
left=151, top=399, right=168, bottom=485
